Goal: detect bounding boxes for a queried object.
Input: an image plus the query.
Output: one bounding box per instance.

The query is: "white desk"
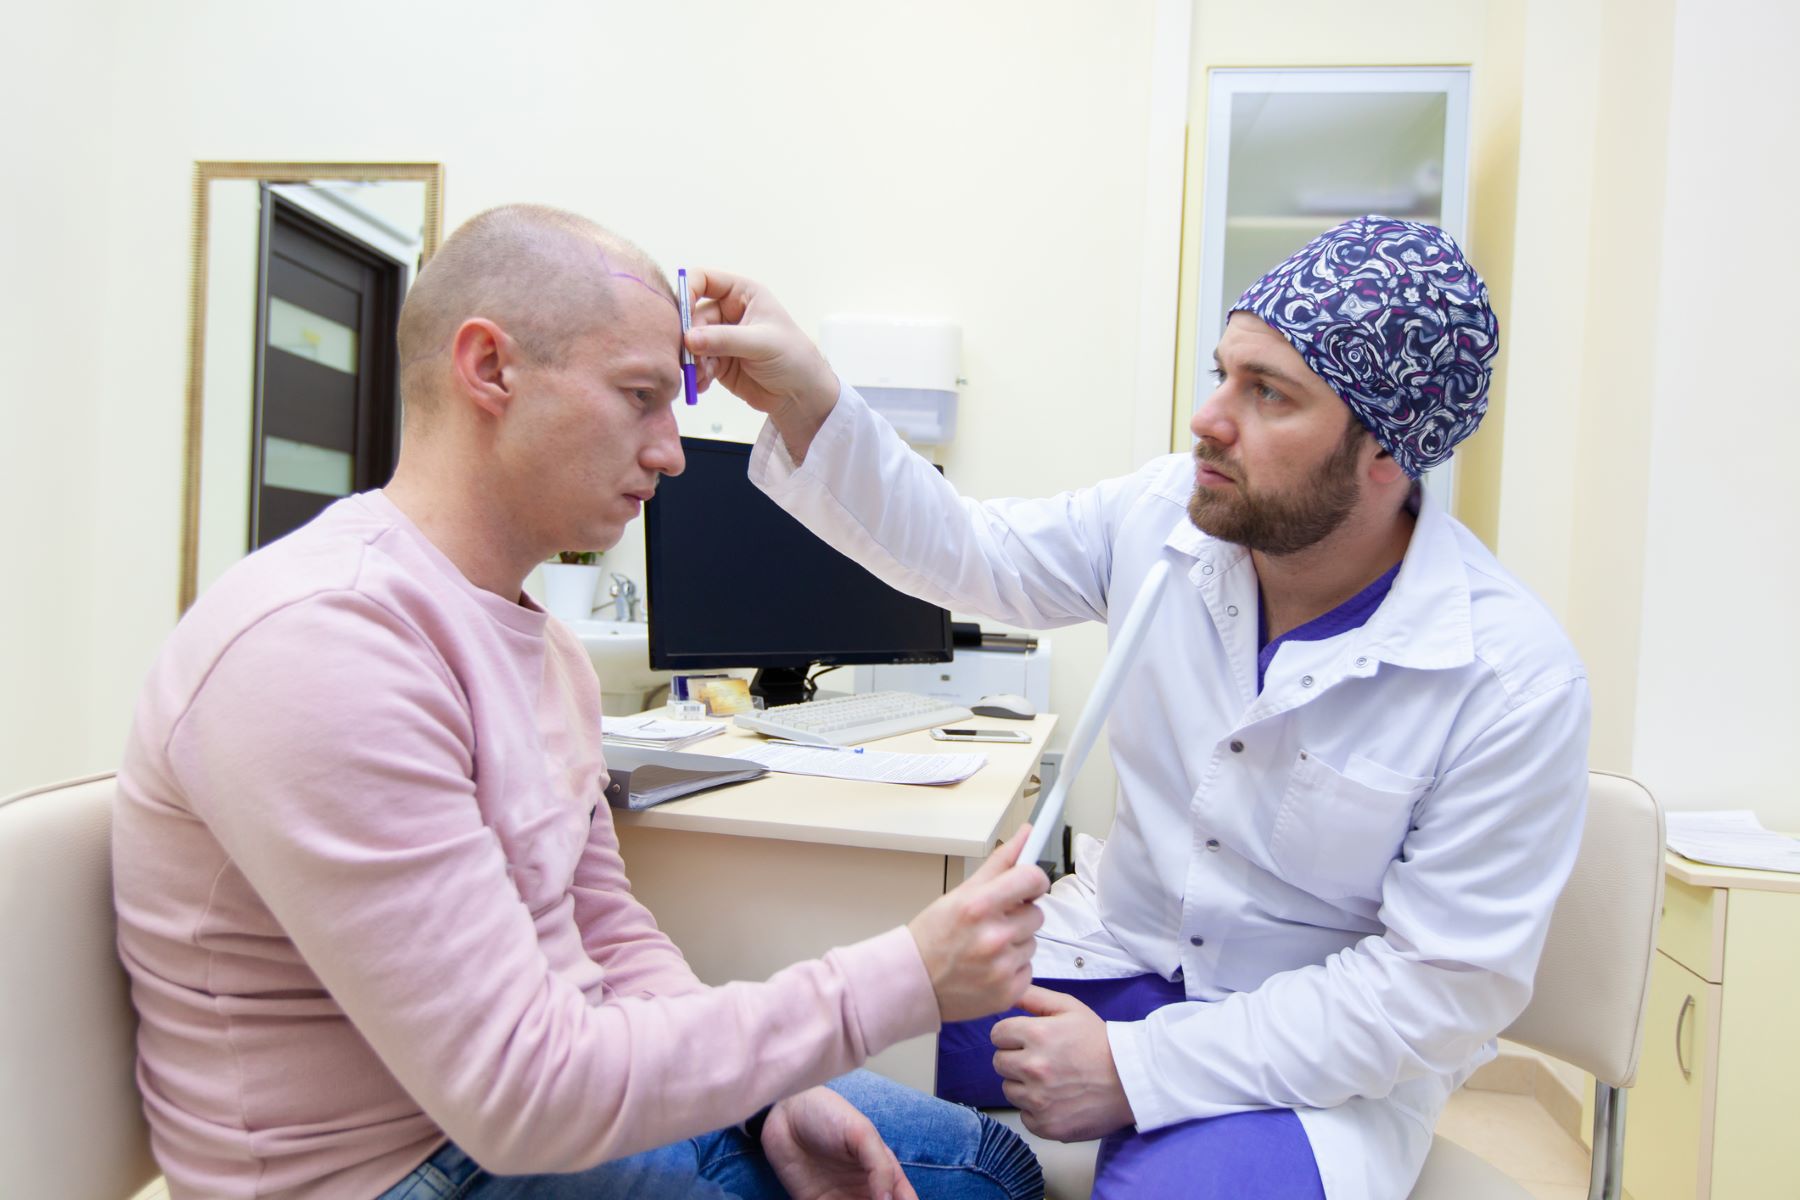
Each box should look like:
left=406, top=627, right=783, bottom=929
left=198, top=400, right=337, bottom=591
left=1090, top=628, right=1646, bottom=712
left=612, top=714, right=1058, bottom=1091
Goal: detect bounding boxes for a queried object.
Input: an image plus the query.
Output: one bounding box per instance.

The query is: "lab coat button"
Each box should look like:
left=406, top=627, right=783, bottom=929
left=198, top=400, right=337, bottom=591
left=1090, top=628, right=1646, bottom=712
left=1202, top=564, right=1214, bottom=576
left=1227, top=605, right=1239, bottom=617
left=1356, top=656, right=1368, bottom=667
left=1074, top=956, right=1085, bottom=969
left=1301, top=675, right=1314, bottom=688
left=1189, top=935, right=1205, bottom=947
left=1229, top=740, right=1244, bottom=753
left=1205, top=838, right=1221, bottom=851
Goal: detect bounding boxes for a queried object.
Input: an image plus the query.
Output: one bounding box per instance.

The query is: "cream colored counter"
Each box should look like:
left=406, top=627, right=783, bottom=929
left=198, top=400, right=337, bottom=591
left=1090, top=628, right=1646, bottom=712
left=612, top=714, right=1058, bottom=1091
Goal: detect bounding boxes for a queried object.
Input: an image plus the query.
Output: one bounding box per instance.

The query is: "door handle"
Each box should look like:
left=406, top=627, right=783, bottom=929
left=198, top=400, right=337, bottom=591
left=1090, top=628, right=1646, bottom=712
left=1675, top=994, right=1696, bottom=1080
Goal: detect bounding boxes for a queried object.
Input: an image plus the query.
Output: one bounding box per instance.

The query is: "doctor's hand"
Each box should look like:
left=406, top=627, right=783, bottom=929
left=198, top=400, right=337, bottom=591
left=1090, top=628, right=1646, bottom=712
left=991, top=986, right=1135, bottom=1142
left=907, top=825, right=1048, bottom=1022
left=760, top=1085, right=920, bottom=1200
left=684, top=268, right=840, bottom=460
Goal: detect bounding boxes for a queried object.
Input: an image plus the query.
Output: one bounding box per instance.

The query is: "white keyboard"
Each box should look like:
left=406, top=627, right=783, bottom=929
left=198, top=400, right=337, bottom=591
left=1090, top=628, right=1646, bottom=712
left=735, top=691, right=975, bottom=747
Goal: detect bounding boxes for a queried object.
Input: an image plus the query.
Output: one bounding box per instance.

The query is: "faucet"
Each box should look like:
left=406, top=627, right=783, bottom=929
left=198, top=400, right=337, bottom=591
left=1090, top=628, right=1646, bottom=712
left=607, top=573, right=642, bottom=623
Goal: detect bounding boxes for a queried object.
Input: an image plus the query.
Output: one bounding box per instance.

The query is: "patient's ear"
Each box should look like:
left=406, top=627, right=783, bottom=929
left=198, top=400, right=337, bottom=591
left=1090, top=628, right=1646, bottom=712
left=450, top=318, right=516, bottom=419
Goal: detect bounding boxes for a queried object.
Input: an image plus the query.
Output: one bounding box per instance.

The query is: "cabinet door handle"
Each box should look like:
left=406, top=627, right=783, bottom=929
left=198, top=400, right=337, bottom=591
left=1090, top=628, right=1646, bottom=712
left=1675, top=994, right=1696, bottom=1080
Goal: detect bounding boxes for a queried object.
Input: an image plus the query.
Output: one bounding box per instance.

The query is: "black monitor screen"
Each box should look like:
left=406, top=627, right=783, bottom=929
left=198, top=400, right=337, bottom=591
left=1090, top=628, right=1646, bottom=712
left=645, top=437, right=951, bottom=679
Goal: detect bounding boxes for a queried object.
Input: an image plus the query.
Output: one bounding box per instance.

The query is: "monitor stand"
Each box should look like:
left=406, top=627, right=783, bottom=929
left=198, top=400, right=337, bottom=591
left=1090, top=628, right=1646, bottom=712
left=749, top=666, right=814, bottom=709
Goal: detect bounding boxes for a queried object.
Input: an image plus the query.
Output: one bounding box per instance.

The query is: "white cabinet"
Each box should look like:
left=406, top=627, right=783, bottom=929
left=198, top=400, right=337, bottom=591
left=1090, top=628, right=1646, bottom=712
left=1193, top=67, right=1472, bottom=502
left=1596, top=857, right=1800, bottom=1199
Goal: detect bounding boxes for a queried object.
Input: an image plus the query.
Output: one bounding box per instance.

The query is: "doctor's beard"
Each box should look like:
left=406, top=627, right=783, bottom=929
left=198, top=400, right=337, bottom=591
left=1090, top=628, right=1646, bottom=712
left=1186, top=425, right=1364, bottom=556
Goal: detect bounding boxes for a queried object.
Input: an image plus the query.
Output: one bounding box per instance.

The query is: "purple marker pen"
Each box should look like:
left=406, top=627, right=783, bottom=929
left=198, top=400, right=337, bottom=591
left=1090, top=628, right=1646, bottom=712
left=678, top=268, right=698, bottom=405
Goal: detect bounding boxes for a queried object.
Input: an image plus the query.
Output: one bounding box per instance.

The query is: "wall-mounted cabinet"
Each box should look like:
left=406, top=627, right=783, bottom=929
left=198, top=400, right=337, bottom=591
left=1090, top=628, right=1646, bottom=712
left=1192, top=67, right=1471, bottom=502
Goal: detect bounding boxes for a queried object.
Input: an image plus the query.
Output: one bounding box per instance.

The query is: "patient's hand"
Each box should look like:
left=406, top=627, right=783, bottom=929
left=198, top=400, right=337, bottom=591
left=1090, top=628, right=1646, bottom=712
left=761, top=1085, right=919, bottom=1200
left=991, top=986, right=1135, bottom=1142
left=907, top=825, right=1047, bottom=1022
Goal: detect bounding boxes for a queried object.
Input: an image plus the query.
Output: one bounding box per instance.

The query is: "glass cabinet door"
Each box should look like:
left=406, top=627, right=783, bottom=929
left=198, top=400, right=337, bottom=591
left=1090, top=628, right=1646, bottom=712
left=1193, top=68, right=1471, bottom=500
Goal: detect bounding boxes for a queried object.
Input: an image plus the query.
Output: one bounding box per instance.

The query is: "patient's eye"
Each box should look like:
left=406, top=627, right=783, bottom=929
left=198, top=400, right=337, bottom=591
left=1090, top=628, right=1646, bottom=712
left=1255, top=382, right=1287, bottom=406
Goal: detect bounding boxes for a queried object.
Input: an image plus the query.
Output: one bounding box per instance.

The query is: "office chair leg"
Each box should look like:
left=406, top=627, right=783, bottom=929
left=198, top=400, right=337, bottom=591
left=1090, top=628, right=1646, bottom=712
left=1587, top=1083, right=1627, bottom=1200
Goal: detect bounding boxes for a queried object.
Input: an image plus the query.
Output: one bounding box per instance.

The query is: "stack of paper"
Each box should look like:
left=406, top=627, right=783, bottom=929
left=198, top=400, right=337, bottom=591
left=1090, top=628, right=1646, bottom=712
left=602, top=714, right=725, bottom=752
left=1666, top=810, right=1800, bottom=874
left=733, top=743, right=987, bottom=786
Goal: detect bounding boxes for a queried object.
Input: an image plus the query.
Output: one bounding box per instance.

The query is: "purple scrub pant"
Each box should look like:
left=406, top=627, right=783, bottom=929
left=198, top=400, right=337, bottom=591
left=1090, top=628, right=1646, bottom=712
left=936, top=974, right=1327, bottom=1200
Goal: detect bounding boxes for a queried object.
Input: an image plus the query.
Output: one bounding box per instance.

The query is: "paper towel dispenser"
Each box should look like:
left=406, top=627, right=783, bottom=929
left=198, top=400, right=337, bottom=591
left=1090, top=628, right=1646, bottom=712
left=819, top=315, right=961, bottom=445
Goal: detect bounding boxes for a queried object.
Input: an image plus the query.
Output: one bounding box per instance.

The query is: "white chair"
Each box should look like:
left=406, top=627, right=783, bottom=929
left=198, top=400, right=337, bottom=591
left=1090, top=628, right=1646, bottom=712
left=0, top=772, right=160, bottom=1199
left=994, top=770, right=1665, bottom=1200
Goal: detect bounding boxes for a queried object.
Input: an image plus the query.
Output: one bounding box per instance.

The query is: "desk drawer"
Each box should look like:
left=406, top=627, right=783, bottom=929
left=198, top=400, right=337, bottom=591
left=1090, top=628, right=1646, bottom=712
left=1659, top=876, right=1725, bottom=982
left=1623, top=951, right=1720, bottom=1200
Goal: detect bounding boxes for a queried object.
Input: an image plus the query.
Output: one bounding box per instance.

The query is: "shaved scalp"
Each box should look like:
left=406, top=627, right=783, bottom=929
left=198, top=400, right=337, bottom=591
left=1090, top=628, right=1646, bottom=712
left=397, top=204, right=673, bottom=419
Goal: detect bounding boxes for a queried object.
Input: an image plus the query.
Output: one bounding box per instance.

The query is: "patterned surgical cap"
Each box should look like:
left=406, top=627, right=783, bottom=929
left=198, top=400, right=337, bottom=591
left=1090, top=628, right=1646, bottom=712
left=1230, top=216, right=1498, bottom=479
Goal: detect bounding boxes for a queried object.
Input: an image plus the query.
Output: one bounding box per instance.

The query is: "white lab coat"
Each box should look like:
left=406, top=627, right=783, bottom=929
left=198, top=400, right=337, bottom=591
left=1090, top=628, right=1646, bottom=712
left=750, top=387, right=1591, bottom=1200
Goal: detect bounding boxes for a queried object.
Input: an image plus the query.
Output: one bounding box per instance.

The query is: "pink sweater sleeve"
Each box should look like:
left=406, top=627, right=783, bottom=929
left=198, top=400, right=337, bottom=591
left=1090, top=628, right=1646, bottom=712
left=169, top=591, right=938, bottom=1174
left=569, top=815, right=708, bottom=1000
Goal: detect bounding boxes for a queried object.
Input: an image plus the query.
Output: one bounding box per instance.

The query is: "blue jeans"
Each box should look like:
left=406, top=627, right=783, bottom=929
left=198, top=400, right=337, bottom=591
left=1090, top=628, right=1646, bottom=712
left=375, top=1070, right=1041, bottom=1200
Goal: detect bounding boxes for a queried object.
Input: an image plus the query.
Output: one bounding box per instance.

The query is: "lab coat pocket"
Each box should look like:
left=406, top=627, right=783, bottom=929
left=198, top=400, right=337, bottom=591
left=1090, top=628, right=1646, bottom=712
left=1270, top=750, right=1430, bottom=901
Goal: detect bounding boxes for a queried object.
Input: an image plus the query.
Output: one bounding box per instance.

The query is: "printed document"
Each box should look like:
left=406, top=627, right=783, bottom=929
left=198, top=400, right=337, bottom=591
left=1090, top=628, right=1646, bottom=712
left=602, top=715, right=726, bottom=752
left=1666, top=809, right=1800, bottom=874
left=733, top=743, right=987, bottom=786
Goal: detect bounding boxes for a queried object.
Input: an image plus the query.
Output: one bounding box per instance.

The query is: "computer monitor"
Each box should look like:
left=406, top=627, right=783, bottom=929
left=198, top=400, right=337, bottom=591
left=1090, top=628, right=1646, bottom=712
left=644, top=436, right=952, bottom=707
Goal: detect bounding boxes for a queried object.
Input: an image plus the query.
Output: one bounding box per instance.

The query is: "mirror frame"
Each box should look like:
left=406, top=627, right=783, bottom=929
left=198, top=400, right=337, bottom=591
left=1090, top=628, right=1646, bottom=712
left=179, top=161, right=445, bottom=612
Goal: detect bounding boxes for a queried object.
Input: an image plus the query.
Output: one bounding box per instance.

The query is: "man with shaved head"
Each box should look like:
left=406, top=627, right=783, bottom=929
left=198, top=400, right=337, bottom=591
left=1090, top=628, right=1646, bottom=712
left=114, top=205, right=1047, bottom=1200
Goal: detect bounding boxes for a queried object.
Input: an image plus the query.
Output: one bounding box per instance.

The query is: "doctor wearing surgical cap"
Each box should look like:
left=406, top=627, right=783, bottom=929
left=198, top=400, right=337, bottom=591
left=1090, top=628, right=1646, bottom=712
left=685, top=218, right=1590, bottom=1200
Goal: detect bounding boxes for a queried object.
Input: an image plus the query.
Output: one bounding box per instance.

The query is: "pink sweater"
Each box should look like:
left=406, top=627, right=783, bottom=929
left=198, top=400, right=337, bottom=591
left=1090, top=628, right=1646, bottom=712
left=114, top=492, right=937, bottom=1199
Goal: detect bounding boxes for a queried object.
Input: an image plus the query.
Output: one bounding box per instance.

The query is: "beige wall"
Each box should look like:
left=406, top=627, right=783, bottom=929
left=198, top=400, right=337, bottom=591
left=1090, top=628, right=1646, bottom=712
left=3, top=0, right=1159, bottom=840
left=1499, top=0, right=1800, bottom=829
left=1631, top=0, right=1800, bottom=823
left=1496, top=0, right=1675, bottom=777
left=1, top=2, right=113, bottom=796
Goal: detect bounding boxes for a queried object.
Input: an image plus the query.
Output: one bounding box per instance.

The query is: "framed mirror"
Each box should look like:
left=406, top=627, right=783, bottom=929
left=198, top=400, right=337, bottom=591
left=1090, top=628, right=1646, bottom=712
left=180, top=161, right=444, bottom=611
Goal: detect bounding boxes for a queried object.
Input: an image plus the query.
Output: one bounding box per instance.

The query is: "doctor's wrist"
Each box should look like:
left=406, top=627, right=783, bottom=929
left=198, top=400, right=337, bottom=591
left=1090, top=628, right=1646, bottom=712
left=771, top=370, right=841, bottom=464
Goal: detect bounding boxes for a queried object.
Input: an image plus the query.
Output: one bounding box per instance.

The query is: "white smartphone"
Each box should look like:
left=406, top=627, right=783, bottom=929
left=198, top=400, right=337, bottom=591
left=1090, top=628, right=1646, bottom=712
left=929, top=727, right=1033, bottom=744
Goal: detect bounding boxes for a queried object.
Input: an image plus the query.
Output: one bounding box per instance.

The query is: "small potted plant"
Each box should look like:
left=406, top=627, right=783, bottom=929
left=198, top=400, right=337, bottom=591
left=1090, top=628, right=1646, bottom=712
left=539, top=550, right=604, bottom=622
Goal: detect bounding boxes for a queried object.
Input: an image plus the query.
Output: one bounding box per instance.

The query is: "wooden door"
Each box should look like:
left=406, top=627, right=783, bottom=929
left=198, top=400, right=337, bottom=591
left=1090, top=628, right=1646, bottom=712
left=249, top=190, right=403, bottom=548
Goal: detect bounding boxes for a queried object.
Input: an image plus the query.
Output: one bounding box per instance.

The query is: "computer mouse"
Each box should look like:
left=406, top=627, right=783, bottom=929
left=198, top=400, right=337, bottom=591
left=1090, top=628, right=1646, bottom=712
left=971, top=693, right=1036, bottom=720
